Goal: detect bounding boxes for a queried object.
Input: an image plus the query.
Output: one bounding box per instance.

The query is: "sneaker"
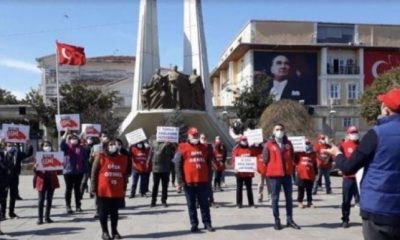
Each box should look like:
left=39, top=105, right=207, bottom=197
left=190, top=225, right=200, bottom=233
left=16, top=196, right=23, bottom=201
left=236, top=204, right=242, bottom=209
left=141, top=193, right=148, bottom=198
left=112, top=232, right=122, bottom=239
left=204, top=224, right=215, bottom=232
left=298, top=203, right=305, bottom=209
left=101, top=232, right=112, bottom=240
left=274, top=219, right=282, bottom=230
left=162, top=203, right=168, bottom=208
left=45, top=218, right=54, bottom=223
left=219, top=188, right=224, bottom=192
left=129, top=193, right=135, bottom=199
left=249, top=204, right=257, bottom=209
left=307, top=203, right=315, bottom=208
left=287, top=220, right=301, bottom=230
left=76, top=207, right=83, bottom=213
left=342, top=221, right=350, bottom=228
left=37, top=219, right=43, bottom=225
left=326, top=190, right=332, bottom=194
left=9, top=213, right=18, bottom=219
left=150, top=203, right=156, bottom=208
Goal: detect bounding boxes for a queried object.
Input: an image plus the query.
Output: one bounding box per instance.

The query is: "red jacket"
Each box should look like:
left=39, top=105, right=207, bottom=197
left=252, top=146, right=266, bottom=175
left=295, top=152, right=317, bottom=181
left=340, top=140, right=359, bottom=178
left=265, top=139, right=294, bottom=177
left=232, top=146, right=255, bottom=178
left=178, top=143, right=209, bottom=184
left=130, top=146, right=152, bottom=173
left=97, top=153, right=128, bottom=198
left=314, top=143, right=333, bottom=169
left=34, top=171, right=60, bottom=192
left=213, top=147, right=225, bottom=172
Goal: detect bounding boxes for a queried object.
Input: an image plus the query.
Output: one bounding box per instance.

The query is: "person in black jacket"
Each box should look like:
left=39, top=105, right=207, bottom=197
left=0, top=148, right=10, bottom=234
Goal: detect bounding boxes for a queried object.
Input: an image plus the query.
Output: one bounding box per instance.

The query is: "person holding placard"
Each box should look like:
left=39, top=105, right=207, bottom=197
left=295, top=139, right=317, bottom=209
left=91, top=139, right=129, bottom=240
left=60, top=131, right=89, bottom=214
left=263, top=124, right=300, bottom=230
left=175, top=127, right=214, bottom=233
left=129, top=141, right=151, bottom=198
left=232, top=136, right=256, bottom=208
left=33, top=141, right=60, bottom=225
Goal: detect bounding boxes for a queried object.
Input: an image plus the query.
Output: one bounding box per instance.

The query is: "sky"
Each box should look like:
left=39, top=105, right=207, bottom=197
left=1, top=0, right=399, bottom=99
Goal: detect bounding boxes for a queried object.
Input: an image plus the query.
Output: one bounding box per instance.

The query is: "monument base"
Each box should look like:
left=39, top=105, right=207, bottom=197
left=119, top=109, right=234, bottom=149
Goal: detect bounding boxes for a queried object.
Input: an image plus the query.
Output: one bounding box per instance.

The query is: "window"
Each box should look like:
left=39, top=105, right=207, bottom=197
left=317, top=23, right=355, bottom=44
left=342, top=117, right=352, bottom=128
left=330, top=83, right=340, bottom=99
left=347, top=84, right=357, bottom=99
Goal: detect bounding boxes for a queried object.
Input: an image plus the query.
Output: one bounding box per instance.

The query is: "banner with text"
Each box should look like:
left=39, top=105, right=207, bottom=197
left=56, top=114, right=80, bottom=131
left=234, top=156, right=257, bottom=173
left=2, top=124, right=30, bottom=143
left=36, top=151, right=64, bottom=171
left=288, top=136, right=306, bottom=152
left=244, top=128, right=264, bottom=145
left=156, top=126, right=179, bottom=143
left=125, top=128, right=147, bottom=145
left=82, top=123, right=101, bottom=137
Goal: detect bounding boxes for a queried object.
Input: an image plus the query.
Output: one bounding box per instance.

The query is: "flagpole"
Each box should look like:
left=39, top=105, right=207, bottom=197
left=55, top=41, right=61, bottom=150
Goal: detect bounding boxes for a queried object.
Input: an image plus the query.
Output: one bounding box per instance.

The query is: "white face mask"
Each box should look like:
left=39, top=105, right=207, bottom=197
left=348, top=133, right=359, bottom=141
left=274, top=130, right=284, bottom=139
left=319, top=139, right=326, bottom=144
left=70, top=139, right=78, bottom=145
left=43, top=146, right=52, bottom=152
left=6, top=146, right=13, bottom=152
left=239, top=141, right=248, bottom=146
left=144, top=143, right=150, bottom=148
left=116, top=144, right=121, bottom=150
left=137, top=143, right=143, bottom=149
left=108, top=145, right=117, bottom=154
left=87, top=139, right=93, bottom=145
left=189, top=138, right=200, bottom=145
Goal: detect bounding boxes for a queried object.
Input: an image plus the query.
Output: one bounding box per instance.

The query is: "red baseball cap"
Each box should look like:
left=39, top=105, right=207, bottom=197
left=346, top=126, right=358, bottom=134
left=187, top=127, right=199, bottom=137
left=239, top=135, right=248, bottom=141
left=377, top=88, right=400, bottom=112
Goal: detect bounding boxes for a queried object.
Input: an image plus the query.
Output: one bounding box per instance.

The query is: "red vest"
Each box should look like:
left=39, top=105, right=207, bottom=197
left=232, top=146, right=255, bottom=178
left=179, top=143, right=209, bottom=184
left=314, top=143, right=333, bottom=169
left=213, top=147, right=225, bottom=172
left=97, top=153, right=128, bottom=198
left=34, top=171, right=60, bottom=192
left=265, top=140, right=294, bottom=177
left=130, top=146, right=151, bottom=173
left=295, top=152, right=317, bottom=181
left=340, top=140, right=359, bottom=178
left=252, top=146, right=266, bottom=175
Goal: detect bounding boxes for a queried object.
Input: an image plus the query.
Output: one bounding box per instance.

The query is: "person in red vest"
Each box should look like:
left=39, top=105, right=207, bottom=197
left=295, top=139, right=317, bottom=209
left=175, top=127, right=214, bottom=233
left=232, top=136, right=256, bottom=208
left=129, top=141, right=152, bottom=198
left=338, top=126, right=360, bottom=228
left=91, top=139, right=129, bottom=240
left=263, top=124, right=300, bottom=230
left=253, top=142, right=271, bottom=203
left=33, top=141, right=60, bottom=225
left=312, top=133, right=333, bottom=195
left=212, top=137, right=226, bottom=192
left=200, top=134, right=217, bottom=207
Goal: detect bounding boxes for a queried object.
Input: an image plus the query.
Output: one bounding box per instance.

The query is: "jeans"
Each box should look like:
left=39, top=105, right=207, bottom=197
left=342, top=178, right=357, bottom=222
left=270, top=175, right=293, bottom=221
left=151, top=172, right=169, bottom=204
left=131, top=172, right=150, bottom=195
left=363, top=219, right=400, bottom=240
left=236, top=176, right=254, bottom=206
left=64, top=174, right=84, bottom=209
left=313, top=168, right=331, bottom=194
left=184, top=184, right=211, bottom=227
left=38, top=189, right=54, bottom=221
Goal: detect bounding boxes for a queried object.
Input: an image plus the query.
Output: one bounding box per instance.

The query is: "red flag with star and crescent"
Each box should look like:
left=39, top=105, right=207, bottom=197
left=364, top=51, right=400, bottom=87
left=56, top=41, right=86, bottom=66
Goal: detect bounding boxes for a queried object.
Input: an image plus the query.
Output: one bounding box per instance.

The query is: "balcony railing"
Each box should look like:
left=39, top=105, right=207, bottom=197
left=327, top=65, right=360, bottom=75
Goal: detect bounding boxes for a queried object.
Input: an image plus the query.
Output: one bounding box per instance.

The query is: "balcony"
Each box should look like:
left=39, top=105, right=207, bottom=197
left=327, top=65, right=360, bottom=75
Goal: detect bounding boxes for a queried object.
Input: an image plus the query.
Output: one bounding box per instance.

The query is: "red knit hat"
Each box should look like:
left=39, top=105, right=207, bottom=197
left=378, top=88, right=400, bottom=112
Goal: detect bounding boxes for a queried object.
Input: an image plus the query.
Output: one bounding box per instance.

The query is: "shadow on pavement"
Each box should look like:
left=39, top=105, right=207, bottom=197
left=6, top=227, right=84, bottom=237
left=219, top=223, right=274, bottom=230
left=123, top=209, right=184, bottom=216
left=301, top=222, right=362, bottom=229
left=124, top=229, right=205, bottom=238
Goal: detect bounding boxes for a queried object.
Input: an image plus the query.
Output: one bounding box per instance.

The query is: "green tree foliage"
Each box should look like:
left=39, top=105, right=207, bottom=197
left=359, top=68, right=400, bottom=125
left=232, top=73, right=273, bottom=133
left=0, top=88, right=19, bottom=104
left=25, top=84, right=122, bottom=137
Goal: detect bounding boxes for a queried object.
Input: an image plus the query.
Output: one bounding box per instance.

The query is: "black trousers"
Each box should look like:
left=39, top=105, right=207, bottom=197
left=97, top=197, right=120, bottom=235
left=64, top=174, right=84, bottom=209
left=236, top=176, right=254, bottom=206
left=363, top=219, right=400, bottom=240
left=0, top=186, right=7, bottom=218
left=342, top=178, right=357, bottom=222
left=297, top=179, right=313, bottom=204
left=214, top=171, right=223, bottom=189
left=38, top=189, right=55, bottom=221
left=5, top=175, right=18, bottom=215
left=170, top=163, right=176, bottom=185
left=151, top=172, right=169, bottom=204
left=184, top=184, right=211, bottom=227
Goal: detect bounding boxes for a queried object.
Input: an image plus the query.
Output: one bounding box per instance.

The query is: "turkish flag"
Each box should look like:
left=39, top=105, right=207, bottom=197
left=56, top=41, right=86, bottom=66
left=364, top=51, right=400, bottom=86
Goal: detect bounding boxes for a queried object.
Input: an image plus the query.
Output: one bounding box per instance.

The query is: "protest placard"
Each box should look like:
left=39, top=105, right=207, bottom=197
left=36, top=151, right=64, bottom=171
left=2, top=124, right=30, bottom=143
left=82, top=123, right=101, bottom=137
left=288, top=136, right=307, bottom=152
left=156, top=126, right=179, bottom=143
left=56, top=114, right=80, bottom=131
left=125, top=128, right=147, bottom=145
left=244, top=128, right=264, bottom=145
left=234, top=156, right=257, bottom=173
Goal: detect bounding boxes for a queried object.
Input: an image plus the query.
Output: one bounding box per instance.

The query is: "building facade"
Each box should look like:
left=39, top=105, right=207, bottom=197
left=210, top=20, right=400, bottom=139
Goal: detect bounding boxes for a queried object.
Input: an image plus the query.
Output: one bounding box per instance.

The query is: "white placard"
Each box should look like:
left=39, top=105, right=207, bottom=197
left=356, top=168, right=364, bottom=193
left=244, top=128, right=264, bottom=145
left=234, top=156, right=257, bottom=173
left=2, top=124, right=30, bottom=143
left=82, top=123, right=101, bottom=137
left=55, top=114, right=80, bottom=131
left=156, top=126, right=179, bottom=143
left=125, top=128, right=147, bottom=145
left=36, top=151, right=64, bottom=171
left=288, top=136, right=306, bottom=152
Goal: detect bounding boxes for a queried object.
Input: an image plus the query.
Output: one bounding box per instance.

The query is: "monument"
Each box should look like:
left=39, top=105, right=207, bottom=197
left=119, top=0, right=234, bottom=148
